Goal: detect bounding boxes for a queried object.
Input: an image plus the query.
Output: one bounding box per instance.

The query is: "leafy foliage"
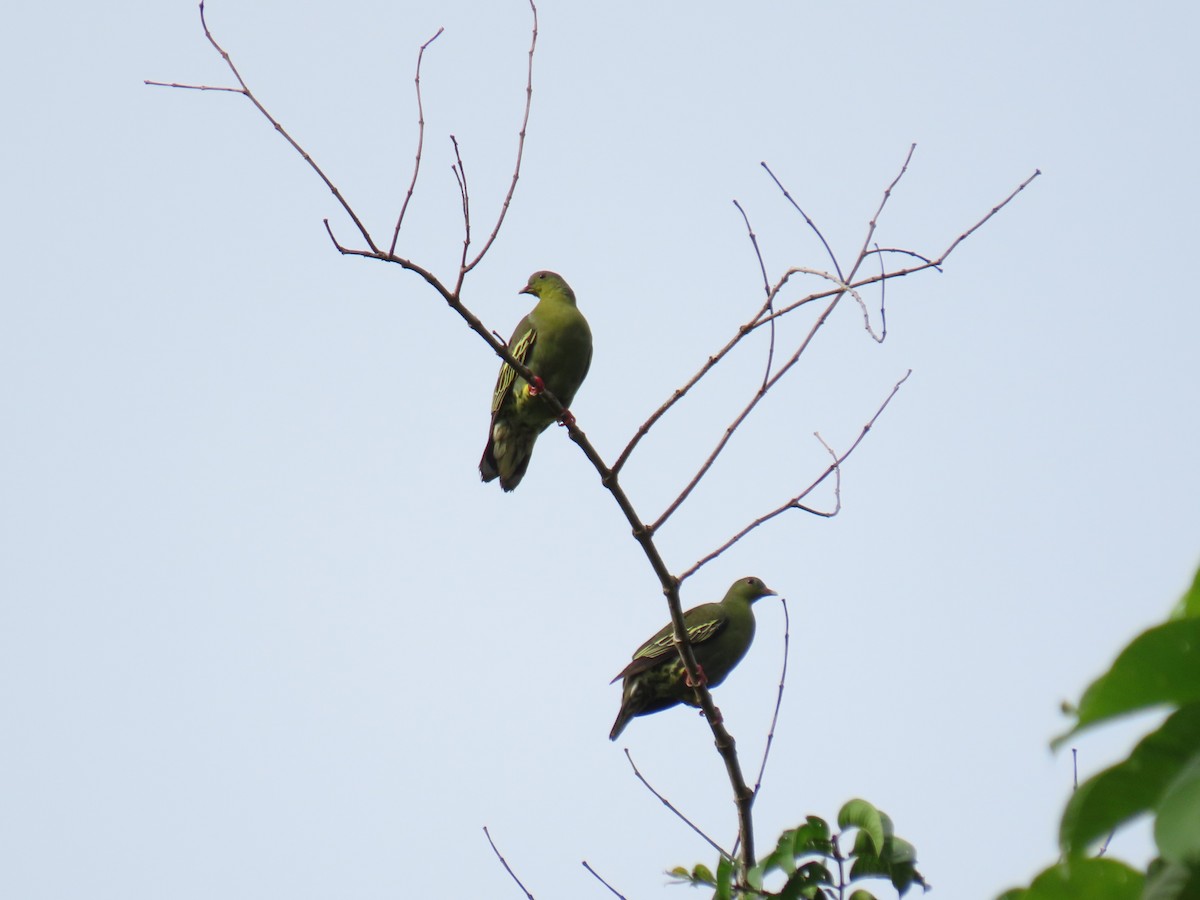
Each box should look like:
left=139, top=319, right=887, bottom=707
left=670, top=800, right=926, bottom=899
left=1001, top=560, right=1200, bottom=900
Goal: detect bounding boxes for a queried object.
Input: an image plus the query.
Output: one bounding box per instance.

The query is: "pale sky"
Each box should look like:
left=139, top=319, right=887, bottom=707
left=3, top=1, right=1199, bottom=897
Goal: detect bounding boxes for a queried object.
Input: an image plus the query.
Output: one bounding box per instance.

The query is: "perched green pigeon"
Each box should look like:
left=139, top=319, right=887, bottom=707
left=609, top=576, right=777, bottom=740
left=480, top=271, right=592, bottom=491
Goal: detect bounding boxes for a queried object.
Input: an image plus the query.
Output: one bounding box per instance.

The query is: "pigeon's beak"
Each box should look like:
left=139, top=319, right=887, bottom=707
left=518, top=284, right=533, bottom=296
left=762, top=586, right=779, bottom=597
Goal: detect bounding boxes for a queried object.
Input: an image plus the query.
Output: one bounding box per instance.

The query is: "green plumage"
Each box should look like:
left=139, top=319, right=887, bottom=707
left=609, top=576, right=777, bottom=740
left=480, top=271, right=593, bottom=491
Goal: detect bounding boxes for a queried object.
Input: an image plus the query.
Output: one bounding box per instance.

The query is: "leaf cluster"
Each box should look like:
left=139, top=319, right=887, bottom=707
left=669, top=799, right=926, bottom=900
left=999, top=563, right=1200, bottom=900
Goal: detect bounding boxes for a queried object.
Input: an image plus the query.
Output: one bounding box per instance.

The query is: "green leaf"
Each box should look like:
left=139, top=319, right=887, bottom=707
left=1053, top=618, right=1200, bottom=747
left=1169, top=562, right=1200, bottom=620
left=847, top=891, right=878, bottom=900
left=751, top=819, right=835, bottom=892
left=888, top=836, right=917, bottom=866
left=1143, top=858, right=1200, bottom=900
left=767, top=828, right=799, bottom=875
left=715, top=855, right=733, bottom=900
left=847, top=836, right=928, bottom=897
left=746, top=860, right=765, bottom=893
left=778, top=861, right=834, bottom=900
left=1061, top=704, right=1200, bottom=852
left=692, top=864, right=715, bottom=885
left=1155, top=751, right=1200, bottom=863
left=838, top=799, right=885, bottom=855
left=794, top=816, right=832, bottom=852
left=1000, top=857, right=1143, bottom=900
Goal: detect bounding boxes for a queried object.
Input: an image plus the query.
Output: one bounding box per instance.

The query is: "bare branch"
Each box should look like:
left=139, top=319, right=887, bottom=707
left=767, top=168, right=1042, bottom=325
left=143, top=80, right=241, bottom=92
left=940, top=168, right=1043, bottom=259
left=731, top=596, right=792, bottom=862
left=615, top=151, right=924, bottom=479
left=458, top=0, right=539, bottom=284
left=322, top=219, right=451, bottom=297
left=853, top=143, right=917, bottom=270
left=166, top=1, right=384, bottom=254
left=483, top=826, right=536, bottom=900
left=623, top=749, right=732, bottom=860
left=651, top=290, right=845, bottom=533
left=865, top=242, right=888, bottom=343
left=733, top=199, right=776, bottom=389
left=761, top=161, right=845, bottom=283
left=680, top=372, right=910, bottom=582
left=388, top=27, right=443, bottom=257
left=611, top=292, right=772, bottom=476
left=581, top=861, right=628, bottom=899
left=451, top=135, right=472, bottom=268
left=752, top=596, right=791, bottom=795
left=156, top=5, right=1039, bottom=869
left=868, top=246, right=937, bottom=267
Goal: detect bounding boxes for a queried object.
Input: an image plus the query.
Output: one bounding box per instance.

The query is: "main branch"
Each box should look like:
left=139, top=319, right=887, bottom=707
left=151, top=3, right=1039, bottom=879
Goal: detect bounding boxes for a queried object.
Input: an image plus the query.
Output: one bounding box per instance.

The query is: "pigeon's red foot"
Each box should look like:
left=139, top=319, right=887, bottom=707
left=527, top=375, right=547, bottom=397
left=685, top=664, right=708, bottom=689
left=557, top=409, right=576, bottom=428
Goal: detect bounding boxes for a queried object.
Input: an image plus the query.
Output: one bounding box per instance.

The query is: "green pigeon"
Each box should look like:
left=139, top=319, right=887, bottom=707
left=609, top=576, right=777, bottom=740
left=480, top=271, right=593, bottom=491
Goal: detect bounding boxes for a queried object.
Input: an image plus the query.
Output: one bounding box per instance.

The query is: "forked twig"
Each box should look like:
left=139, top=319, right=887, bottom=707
left=153, top=6, right=1038, bottom=875
left=457, top=0, right=539, bottom=286
left=146, top=1, right=383, bottom=254
left=650, top=290, right=844, bottom=533
left=614, top=147, right=922, bottom=481
left=766, top=168, right=1042, bottom=325
left=484, top=826, right=536, bottom=900
left=733, top=199, right=776, bottom=389
left=680, top=372, right=910, bottom=582
left=451, top=135, right=472, bottom=268
left=623, top=749, right=732, bottom=860
left=389, top=27, right=444, bottom=256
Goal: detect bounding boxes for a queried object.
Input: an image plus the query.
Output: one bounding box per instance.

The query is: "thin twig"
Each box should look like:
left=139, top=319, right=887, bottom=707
left=753, top=596, right=790, bottom=794
left=615, top=150, right=927, bottom=481
left=853, top=143, right=917, bottom=270
left=623, top=749, right=732, bottom=860
left=143, top=80, right=241, bottom=92
left=581, top=861, right=628, bottom=899
left=680, top=372, right=910, bottom=582
left=734, top=199, right=776, bottom=389
left=651, top=291, right=844, bottom=533
left=388, top=27, right=443, bottom=257
left=173, top=1, right=383, bottom=254
left=761, top=161, right=845, bottom=283
left=731, top=597, right=791, bottom=862
left=451, top=135, right=472, bottom=268
left=649, top=165, right=1037, bottom=529
left=766, top=168, right=1042, bottom=325
left=872, top=243, right=888, bottom=342
left=868, top=246, right=937, bottom=266
left=483, top=826, right=536, bottom=900
left=458, top=0, right=539, bottom=283
left=938, top=168, right=1042, bottom=261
